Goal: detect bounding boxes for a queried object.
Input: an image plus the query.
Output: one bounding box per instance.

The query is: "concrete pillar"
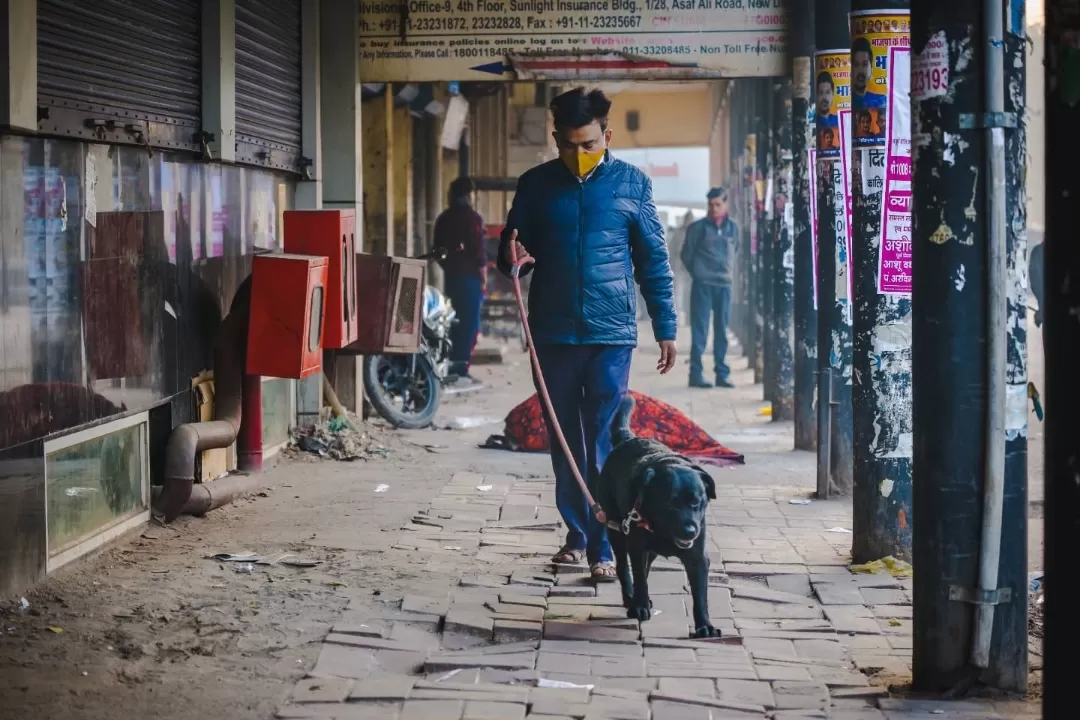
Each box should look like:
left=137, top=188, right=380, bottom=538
left=392, top=105, right=414, bottom=257
left=201, top=0, right=236, bottom=162
left=362, top=88, right=393, bottom=256
left=296, top=0, right=321, bottom=209
left=316, top=0, right=364, bottom=416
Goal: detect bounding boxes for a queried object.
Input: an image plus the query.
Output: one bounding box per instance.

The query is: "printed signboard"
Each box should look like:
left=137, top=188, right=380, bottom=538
left=359, top=0, right=788, bottom=82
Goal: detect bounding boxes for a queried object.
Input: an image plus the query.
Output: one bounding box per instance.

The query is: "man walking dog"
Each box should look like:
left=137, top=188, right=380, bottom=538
left=681, top=187, right=738, bottom=389
left=498, top=87, right=678, bottom=581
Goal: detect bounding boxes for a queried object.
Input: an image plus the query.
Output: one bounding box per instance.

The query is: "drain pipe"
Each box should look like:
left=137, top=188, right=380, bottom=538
left=154, top=279, right=251, bottom=522
left=972, top=0, right=1009, bottom=669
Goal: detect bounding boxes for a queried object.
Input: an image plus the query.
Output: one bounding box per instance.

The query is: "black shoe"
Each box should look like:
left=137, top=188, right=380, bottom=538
left=716, top=378, right=735, bottom=389
left=689, top=377, right=713, bottom=389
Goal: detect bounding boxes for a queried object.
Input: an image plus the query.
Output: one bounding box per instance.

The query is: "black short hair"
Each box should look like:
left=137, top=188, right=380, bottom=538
left=816, top=71, right=834, bottom=87
left=449, top=176, right=475, bottom=202
left=549, top=87, right=612, bottom=131
left=707, top=187, right=727, bottom=200
left=853, top=37, right=872, bottom=58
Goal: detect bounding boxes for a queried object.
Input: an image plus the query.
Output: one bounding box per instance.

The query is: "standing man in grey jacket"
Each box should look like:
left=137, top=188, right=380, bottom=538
left=681, top=187, right=738, bottom=388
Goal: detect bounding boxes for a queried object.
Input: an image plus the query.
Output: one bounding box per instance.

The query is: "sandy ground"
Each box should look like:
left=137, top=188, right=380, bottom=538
left=0, top=320, right=1045, bottom=720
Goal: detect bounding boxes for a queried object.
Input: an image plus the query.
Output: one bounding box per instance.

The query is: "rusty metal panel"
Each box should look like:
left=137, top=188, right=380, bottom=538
left=38, top=0, right=201, bottom=145
left=235, top=0, right=303, bottom=170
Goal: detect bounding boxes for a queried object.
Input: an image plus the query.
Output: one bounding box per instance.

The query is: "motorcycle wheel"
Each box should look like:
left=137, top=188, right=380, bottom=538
left=362, top=353, right=441, bottom=430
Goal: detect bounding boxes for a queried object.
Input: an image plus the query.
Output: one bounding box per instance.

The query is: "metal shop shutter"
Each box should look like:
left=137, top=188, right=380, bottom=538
left=235, top=0, right=303, bottom=173
left=38, top=0, right=202, bottom=152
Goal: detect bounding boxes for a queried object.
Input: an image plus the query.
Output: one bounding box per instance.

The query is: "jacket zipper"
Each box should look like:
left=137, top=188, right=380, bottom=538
left=577, top=181, right=585, bottom=340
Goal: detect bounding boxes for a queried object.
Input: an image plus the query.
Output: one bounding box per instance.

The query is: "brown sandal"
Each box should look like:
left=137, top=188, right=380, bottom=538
left=551, top=546, right=585, bottom=565
left=590, top=562, right=617, bottom=582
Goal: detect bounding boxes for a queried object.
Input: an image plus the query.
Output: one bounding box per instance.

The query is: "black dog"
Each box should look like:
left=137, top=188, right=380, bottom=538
left=597, top=396, right=719, bottom=638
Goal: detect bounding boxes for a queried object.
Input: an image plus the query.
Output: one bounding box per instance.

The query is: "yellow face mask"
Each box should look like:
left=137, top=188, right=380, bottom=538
left=560, top=148, right=605, bottom=178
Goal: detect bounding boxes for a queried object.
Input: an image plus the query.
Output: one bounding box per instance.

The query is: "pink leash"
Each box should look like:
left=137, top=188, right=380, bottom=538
left=509, top=242, right=608, bottom=525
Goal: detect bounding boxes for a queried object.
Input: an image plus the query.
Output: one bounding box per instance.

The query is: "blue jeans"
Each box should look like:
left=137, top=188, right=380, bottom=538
left=443, top=272, right=484, bottom=372
left=689, top=281, right=732, bottom=382
left=533, top=344, right=633, bottom=565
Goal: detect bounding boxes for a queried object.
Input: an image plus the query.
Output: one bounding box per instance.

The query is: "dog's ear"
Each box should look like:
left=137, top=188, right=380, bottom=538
left=693, top=465, right=716, bottom=500
left=639, top=467, right=656, bottom=488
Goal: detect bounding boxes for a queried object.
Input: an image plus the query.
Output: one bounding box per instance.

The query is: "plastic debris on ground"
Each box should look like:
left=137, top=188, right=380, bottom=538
left=826, top=526, right=853, bottom=534
left=476, top=485, right=493, bottom=492
left=789, top=498, right=812, bottom=505
left=375, top=484, right=390, bottom=493
left=758, top=405, right=773, bottom=417
left=1029, top=571, right=1044, bottom=639
left=286, top=413, right=391, bottom=462
left=446, top=416, right=503, bottom=430
left=850, top=555, right=913, bottom=578
left=234, top=563, right=255, bottom=574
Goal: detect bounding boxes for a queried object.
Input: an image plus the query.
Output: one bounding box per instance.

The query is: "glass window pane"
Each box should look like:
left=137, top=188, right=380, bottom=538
left=261, top=378, right=292, bottom=449
left=46, top=422, right=147, bottom=557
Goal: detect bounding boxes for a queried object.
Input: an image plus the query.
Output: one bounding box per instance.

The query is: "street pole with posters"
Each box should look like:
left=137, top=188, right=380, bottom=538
left=772, top=76, right=796, bottom=421
left=763, top=81, right=778, bottom=406
left=814, top=0, right=854, bottom=497
left=910, top=0, right=1029, bottom=692
left=753, top=79, right=769, bottom=386
left=849, top=1, right=914, bottom=563
left=791, top=0, right=817, bottom=449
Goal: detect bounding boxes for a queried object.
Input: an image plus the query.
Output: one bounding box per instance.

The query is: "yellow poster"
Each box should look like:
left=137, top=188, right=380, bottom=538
left=850, top=11, right=911, bottom=148
left=813, top=50, right=850, bottom=159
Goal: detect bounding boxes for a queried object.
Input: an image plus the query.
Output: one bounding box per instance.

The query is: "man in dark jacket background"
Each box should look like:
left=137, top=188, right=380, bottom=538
left=434, top=176, right=486, bottom=381
left=681, top=187, right=738, bottom=389
left=499, top=87, right=677, bottom=581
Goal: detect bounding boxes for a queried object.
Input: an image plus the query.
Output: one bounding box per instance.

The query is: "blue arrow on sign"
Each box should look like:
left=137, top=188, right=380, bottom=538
left=470, top=62, right=511, bottom=76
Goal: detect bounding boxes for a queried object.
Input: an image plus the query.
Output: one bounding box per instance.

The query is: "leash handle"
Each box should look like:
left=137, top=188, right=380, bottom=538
left=509, top=236, right=608, bottom=525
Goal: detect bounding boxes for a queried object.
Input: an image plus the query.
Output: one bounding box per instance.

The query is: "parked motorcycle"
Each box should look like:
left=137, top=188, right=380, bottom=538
left=362, top=248, right=456, bottom=429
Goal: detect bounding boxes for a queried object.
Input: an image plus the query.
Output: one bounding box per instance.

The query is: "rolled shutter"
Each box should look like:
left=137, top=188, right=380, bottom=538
left=37, top=0, right=202, bottom=152
left=235, top=0, right=303, bottom=173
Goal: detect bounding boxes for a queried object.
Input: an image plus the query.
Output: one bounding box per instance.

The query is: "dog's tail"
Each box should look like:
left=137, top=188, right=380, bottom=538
left=610, top=395, right=636, bottom=446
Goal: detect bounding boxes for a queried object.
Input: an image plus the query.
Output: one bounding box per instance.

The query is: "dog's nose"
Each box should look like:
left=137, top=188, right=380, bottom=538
left=683, top=522, right=697, bottom=538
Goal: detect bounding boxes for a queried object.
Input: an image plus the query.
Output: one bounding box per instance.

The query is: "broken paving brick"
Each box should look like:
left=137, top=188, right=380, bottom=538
left=498, top=593, right=548, bottom=609
left=309, top=644, right=377, bottom=680
left=399, top=699, right=465, bottom=720
left=444, top=608, right=496, bottom=638
left=537, top=651, right=593, bottom=675
left=539, top=640, right=643, bottom=658
left=323, top=633, right=431, bottom=653
left=650, top=691, right=766, bottom=715
left=349, top=674, right=417, bottom=702
left=655, top=678, right=716, bottom=697
left=542, top=621, right=640, bottom=645
left=424, top=651, right=538, bottom=674
left=401, top=594, right=451, bottom=617
left=769, top=681, right=830, bottom=711
left=461, top=701, right=527, bottom=720
left=494, top=619, right=542, bottom=643
left=590, top=656, right=646, bottom=677
left=291, top=677, right=354, bottom=703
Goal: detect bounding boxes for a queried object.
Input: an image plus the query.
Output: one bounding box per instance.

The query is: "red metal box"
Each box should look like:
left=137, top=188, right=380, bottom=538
left=246, top=253, right=328, bottom=379
left=345, top=254, right=426, bottom=355
left=282, top=209, right=358, bottom=349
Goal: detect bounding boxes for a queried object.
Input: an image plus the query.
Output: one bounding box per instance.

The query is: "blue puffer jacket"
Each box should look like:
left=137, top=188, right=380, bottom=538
left=497, top=154, right=677, bottom=346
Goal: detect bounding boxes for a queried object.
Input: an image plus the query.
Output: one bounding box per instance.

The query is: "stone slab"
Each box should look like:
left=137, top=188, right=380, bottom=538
left=292, top=678, right=354, bottom=703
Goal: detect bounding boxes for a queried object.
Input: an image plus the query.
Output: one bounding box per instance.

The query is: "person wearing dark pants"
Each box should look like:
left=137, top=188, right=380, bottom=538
left=498, top=87, right=678, bottom=581
left=533, top=344, right=633, bottom=565
left=681, top=187, right=738, bottom=389
left=434, top=177, right=486, bottom=382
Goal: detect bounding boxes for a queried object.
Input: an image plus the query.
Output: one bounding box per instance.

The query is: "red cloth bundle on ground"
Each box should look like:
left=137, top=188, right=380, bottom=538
left=482, top=390, right=745, bottom=467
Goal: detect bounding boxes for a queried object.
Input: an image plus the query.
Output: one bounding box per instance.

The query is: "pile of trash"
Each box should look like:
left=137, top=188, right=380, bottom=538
left=286, top=415, right=391, bottom=462
left=1029, top=572, right=1044, bottom=640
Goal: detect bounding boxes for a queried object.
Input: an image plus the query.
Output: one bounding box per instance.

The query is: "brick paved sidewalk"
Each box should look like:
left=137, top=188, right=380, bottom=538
left=273, top=337, right=1038, bottom=720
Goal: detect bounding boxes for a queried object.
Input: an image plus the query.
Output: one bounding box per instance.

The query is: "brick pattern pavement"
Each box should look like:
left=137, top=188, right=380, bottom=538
left=274, top=471, right=1031, bottom=719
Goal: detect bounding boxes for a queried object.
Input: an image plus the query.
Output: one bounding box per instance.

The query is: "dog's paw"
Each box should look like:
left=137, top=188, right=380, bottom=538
left=627, top=605, right=652, bottom=622
left=692, top=624, right=721, bottom=639
left=621, top=594, right=634, bottom=610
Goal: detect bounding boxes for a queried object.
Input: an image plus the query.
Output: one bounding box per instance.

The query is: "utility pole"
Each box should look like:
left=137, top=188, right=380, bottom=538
left=814, top=0, right=853, bottom=497
left=772, top=77, right=795, bottom=421
left=849, top=0, right=913, bottom=563
left=910, top=0, right=1028, bottom=692
left=753, top=79, right=769, bottom=386
left=729, top=83, right=746, bottom=352
left=763, top=80, right=777, bottom=405
left=1044, top=0, right=1080, bottom=711
left=791, top=0, right=817, bottom=449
